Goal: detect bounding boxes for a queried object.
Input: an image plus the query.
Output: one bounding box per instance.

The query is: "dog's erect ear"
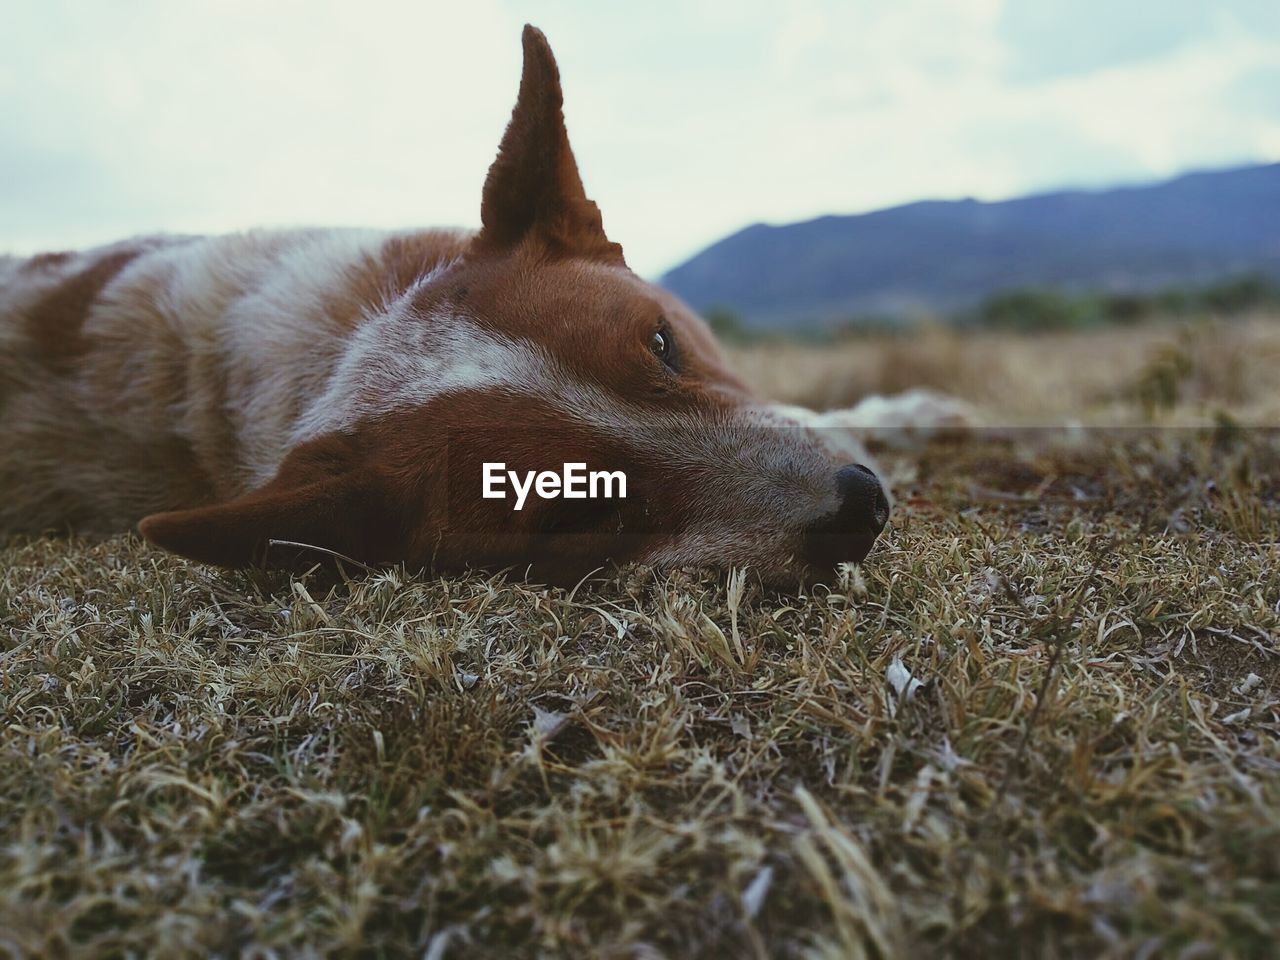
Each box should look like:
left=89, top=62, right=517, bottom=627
left=475, top=24, right=625, bottom=265
left=139, top=434, right=410, bottom=569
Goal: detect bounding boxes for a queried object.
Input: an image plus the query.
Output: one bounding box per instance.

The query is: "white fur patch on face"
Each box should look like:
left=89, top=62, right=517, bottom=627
left=290, top=287, right=552, bottom=443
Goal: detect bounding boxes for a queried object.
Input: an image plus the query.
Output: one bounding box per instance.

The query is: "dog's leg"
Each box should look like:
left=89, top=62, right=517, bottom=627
left=768, top=388, right=976, bottom=508
left=773, top=388, right=977, bottom=451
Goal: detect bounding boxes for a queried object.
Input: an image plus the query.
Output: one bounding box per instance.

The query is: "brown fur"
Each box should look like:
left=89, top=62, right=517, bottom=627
left=24, top=248, right=143, bottom=366
left=475, top=27, right=624, bottom=264
left=21, top=250, right=73, bottom=272
left=142, top=386, right=720, bottom=582
left=327, top=231, right=474, bottom=337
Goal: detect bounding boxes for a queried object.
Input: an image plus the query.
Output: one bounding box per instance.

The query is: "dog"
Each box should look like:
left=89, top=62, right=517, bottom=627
left=0, top=25, right=938, bottom=586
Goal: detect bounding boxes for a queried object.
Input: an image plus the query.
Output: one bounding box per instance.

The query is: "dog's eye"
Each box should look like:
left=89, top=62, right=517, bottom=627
left=650, top=330, right=670, bottom=360
left=650, top=326, right=678, bottom=372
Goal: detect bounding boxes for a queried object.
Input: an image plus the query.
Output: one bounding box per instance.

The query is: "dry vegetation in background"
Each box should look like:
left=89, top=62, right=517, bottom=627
left=2, top=317, right=1278, bottom=957
left=733, top=313, right=1280, bottom=424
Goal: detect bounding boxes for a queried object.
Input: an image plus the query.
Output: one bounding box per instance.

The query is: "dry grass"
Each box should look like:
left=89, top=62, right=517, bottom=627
left=732, top=313, right=1280, bottom=424
left=2, top=319, right=1279, bottom=958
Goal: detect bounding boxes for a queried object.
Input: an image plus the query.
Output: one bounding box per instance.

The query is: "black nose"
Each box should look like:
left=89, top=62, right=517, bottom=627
left=801, top=464, right=890, bottom=571
left=835, top=464, right=890, bottom=532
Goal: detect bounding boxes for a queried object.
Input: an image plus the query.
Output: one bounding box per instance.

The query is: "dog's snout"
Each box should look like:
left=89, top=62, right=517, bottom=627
left=800, top=463, right=890, bottom=572
left=835, top=464, right=890, bottom=532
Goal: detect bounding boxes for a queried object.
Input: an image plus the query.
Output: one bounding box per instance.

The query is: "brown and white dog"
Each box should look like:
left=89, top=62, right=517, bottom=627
left=0, top=25, right=914, bottom=585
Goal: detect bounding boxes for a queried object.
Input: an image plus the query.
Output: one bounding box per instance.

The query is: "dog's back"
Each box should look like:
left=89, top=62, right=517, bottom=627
left=0, top=228, right=467, bottom=532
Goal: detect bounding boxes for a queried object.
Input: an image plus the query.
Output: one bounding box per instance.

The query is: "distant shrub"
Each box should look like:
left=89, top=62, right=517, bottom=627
left=970, top=273, right=1280, bottom=332
left=703, top=273, right=1280, bottom=338
left=1150, top=275, right=1280, bottom=316
left=1099, top=292, right=1155, bottom=324
left=1196, top=274, right=1280, bottom=313
left=972, top=288, right=1103, bottom=331
left=1132, top=341, right=1195, bottom=417
left=702, top=306, right=748, bottom=341
left=829, top=315, right=911, bottom=340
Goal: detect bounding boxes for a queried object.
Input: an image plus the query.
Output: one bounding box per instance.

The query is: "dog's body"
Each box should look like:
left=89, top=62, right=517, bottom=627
left=1, top=228, right=472, bottom=531
left=1, top=27, right=937, bottom=584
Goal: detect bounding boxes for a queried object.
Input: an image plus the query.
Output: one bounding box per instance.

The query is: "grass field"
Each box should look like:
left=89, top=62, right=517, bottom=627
left=2, top=317, right=1278, bottom=958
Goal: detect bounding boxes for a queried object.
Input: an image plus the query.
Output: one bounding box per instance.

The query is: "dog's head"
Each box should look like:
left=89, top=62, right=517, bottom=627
left=141, top=26, right=889, bottom=585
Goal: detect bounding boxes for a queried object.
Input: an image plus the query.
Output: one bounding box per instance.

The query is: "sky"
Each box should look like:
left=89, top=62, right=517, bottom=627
left=2, top=0, right=1278, bottom=278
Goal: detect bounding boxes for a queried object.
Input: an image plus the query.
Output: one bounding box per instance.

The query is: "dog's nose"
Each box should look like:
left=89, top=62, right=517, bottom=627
left=801, top=463, right=890, bottom=570
left=835, top=464, right=890, bottom=532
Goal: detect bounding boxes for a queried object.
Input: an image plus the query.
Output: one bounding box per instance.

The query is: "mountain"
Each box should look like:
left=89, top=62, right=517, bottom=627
left=659, top=163, right=1280, bottom=330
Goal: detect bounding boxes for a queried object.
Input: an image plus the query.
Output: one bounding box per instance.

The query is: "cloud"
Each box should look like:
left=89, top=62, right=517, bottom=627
left=0, top=0, right=1277, bottom=277
left=999, top=0, right=1280, bottom=81
left=0, top=1, right=516, bottom=246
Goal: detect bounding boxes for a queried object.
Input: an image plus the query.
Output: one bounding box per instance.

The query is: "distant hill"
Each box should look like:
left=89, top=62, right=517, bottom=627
left=660, top=163, right=1280, bottom=330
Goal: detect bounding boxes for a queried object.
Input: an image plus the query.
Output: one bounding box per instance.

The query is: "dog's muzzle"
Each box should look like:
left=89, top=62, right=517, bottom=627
left=800, top=463, right=890, bottom=570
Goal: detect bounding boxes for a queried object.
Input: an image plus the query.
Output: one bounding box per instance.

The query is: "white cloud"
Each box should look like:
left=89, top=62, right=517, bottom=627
left=1, top=1, right=517, bottom=245
left=1019, top=27, right=1280, bottom=176
left=0, top=0, right=1277, bottom=278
